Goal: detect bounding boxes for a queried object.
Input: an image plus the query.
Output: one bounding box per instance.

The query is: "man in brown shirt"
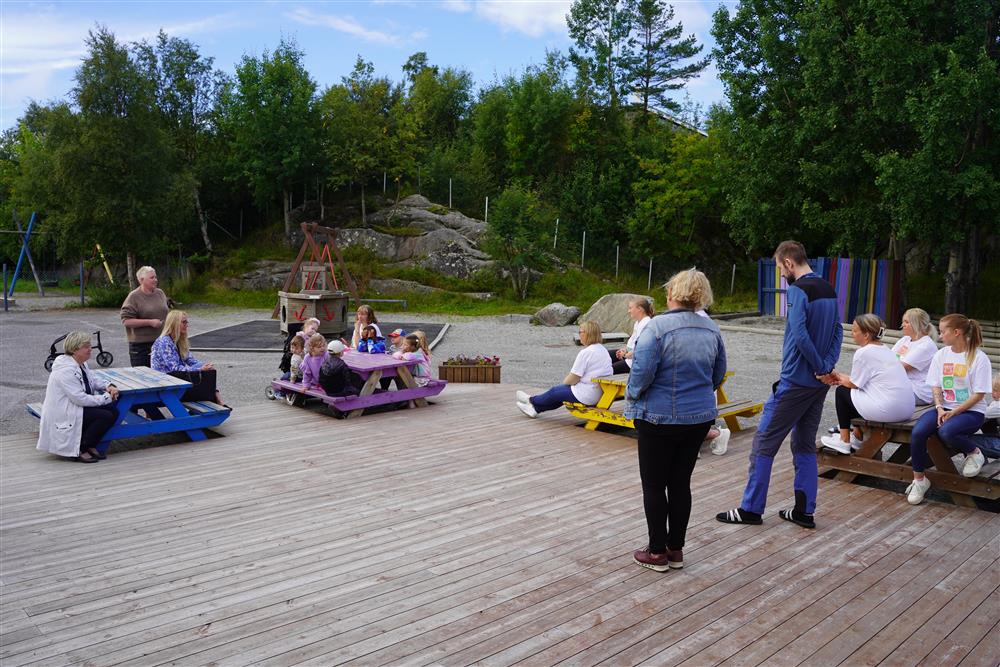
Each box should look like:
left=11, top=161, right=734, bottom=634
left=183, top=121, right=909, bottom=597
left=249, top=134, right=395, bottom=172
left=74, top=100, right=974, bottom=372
left=120, top=266, right=170, bottom=367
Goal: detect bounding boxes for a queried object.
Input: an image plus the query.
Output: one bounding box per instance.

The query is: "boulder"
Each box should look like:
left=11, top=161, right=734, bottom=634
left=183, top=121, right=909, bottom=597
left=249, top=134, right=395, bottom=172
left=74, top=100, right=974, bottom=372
left=581, top=293, right=656, bottom=334
left=531, top=303, right=581, bottom=327
left=336, top=227, right=494, bottom=279
left=368, top=278, right=445, bottom=295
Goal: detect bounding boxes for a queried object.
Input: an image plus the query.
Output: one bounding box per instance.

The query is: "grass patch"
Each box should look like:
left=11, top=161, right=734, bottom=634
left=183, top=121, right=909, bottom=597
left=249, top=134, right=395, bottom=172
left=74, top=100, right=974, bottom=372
left=372, top=224, right=425, bottom=237
left=427, top=204, right=449, bottom=215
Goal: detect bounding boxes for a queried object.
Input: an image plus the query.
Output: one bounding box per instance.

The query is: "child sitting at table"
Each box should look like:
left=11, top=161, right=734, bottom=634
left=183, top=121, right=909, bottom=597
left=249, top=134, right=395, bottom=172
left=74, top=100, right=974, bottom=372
left=300, top=333, right=329, bottom=391
left=393, top=334, right=431, bottom=386
left=357, top=325, right=386, bottom=354
left=319, top=340, right=363, bottom=397
left=411, top=330, right=432, bottom=366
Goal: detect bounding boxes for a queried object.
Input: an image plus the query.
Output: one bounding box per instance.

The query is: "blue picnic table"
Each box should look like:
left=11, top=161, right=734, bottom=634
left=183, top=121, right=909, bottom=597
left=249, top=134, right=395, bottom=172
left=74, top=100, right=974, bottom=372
left=27, top=366, right=231, bottom=454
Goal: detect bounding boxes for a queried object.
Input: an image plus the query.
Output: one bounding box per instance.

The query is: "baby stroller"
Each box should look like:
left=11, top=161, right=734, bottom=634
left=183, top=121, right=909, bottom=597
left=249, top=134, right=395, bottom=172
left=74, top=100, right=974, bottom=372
left=44, top=330, right=113, bottom=371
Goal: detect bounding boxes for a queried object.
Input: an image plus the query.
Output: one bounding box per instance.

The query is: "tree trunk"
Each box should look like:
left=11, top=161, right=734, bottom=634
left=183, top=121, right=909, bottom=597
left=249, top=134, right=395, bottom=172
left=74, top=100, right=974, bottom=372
left=319, top=178, right=325, bottom=221
left=195, top=189, right=213, bottom=254
left=944, top=243, right=966, bottom=314
left=126, top=252, right=137, bottom=290
left=283, top=189, right=291, bottom=238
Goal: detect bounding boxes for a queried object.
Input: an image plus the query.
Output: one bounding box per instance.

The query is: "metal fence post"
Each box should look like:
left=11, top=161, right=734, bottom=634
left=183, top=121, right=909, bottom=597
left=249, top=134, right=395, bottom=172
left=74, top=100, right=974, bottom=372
left=581, top=230, right=586, bottom=268
left=615, top=243, right=619, bottom=279
left=3, top=263, right=8, bottom=311
left=80, top=261, right=85, bottom=306
left=648, top=258, right=653, bottom=290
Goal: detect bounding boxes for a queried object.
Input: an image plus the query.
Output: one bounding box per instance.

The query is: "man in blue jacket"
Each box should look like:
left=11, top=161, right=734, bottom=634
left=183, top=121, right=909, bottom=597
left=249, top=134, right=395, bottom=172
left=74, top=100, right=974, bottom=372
left=717, top=240, right=843, bottom=529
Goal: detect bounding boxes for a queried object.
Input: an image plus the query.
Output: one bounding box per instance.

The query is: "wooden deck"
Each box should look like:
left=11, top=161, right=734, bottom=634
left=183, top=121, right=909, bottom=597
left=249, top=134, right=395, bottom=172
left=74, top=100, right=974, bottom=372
left=2, top=384, right=998, bottom=666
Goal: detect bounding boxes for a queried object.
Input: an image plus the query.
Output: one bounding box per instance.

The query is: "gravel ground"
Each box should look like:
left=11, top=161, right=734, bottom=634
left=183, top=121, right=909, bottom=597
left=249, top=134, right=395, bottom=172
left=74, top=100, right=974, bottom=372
left=0, top=295, right=851, bottom=438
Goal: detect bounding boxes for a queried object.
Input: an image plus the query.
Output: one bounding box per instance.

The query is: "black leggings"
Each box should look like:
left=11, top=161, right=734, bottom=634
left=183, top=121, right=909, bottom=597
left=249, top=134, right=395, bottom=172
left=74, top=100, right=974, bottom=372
left=635, top=419, right=713, bottom=552
left=607, top=349, right=630, bottom=374
left=81, top=406, right=117, bottom=449
left=834, top=385, right=863, bottom=430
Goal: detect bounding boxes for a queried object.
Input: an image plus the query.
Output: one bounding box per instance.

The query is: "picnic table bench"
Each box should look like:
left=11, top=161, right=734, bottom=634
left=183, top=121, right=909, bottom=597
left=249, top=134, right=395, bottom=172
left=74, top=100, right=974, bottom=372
left=817, top=405, right=1000, bottom=508
left=271, top=350, right=446, bottom=418
left=564, top=371, right=764, bottom=432
left=26, top=366, right=231, bottom=454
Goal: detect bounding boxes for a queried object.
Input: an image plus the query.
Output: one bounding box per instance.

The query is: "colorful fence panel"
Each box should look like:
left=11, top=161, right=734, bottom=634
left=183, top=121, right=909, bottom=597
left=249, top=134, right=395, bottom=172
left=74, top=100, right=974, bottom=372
left=757, top=257, right=904, bottom=325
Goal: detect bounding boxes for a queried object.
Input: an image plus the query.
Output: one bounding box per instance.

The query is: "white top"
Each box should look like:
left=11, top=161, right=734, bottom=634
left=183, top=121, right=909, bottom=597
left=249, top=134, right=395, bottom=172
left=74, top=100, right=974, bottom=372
left=624, top=316, right=651, bottom=369
left=891, top=335, right=937, bottom=404
left=571, top=343, right=614, bottom=404
left=926, top=347, right=993, bottom=414
left=986, top=400, right=999, bottom=420
left=849, top=344, right=915, bottom=423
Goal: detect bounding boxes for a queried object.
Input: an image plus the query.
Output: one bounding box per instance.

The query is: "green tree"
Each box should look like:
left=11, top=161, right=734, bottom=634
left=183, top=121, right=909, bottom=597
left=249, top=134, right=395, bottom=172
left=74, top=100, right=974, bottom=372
left=318, top=57, right=399, bottom=222
left=136, top=31, right=226, bottom=253
left=629, top=0, right=708, bottom=115
left=505, top=58, right=576, bottom=182
left=567, top=0, right=637, bottom=107
left=483, top=184, right=552, bottom=299
left=219, top=38, right=319, bottom=238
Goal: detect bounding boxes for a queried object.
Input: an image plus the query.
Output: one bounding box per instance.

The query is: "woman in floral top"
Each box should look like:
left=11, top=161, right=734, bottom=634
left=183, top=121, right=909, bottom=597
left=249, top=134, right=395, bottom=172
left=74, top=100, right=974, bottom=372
left=151, top=310, right=226, bottom=405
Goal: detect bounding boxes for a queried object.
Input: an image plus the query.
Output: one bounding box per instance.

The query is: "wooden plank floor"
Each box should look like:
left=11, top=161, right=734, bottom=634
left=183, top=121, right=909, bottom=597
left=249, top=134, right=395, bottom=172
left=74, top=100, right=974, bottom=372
left=2, top=384, right=998, bottom=667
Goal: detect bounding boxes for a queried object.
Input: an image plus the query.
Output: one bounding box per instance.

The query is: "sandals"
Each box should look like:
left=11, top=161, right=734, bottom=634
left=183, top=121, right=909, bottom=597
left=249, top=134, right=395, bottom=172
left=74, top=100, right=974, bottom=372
left=778, top=508, right=816, bottom=529
left=716, top=508, right=763, bottom=525
left=87, top=448, right=107, bottom=460
left=77, top=452, right=99, bottom=463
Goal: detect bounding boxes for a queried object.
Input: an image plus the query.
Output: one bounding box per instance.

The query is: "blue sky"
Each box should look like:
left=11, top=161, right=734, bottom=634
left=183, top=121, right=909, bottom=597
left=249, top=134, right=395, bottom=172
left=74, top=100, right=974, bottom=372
left=1, top=1, right=733, bottom=130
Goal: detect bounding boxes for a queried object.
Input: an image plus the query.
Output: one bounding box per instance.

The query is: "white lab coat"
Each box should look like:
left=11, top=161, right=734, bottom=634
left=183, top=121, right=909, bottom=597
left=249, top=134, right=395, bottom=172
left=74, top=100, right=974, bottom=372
left=36, top=354, right=113, bottom=458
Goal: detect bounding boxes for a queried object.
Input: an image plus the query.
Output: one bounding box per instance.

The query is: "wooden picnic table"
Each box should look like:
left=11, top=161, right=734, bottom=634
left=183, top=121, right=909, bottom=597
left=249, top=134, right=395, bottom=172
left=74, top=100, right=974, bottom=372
left=564, top=371, right=764, bottom=432
left=817, top=405, right=1000, bottom=508
left=271, top=350, right=446, bottom=418
left=27, top=366, right=232, bottom=454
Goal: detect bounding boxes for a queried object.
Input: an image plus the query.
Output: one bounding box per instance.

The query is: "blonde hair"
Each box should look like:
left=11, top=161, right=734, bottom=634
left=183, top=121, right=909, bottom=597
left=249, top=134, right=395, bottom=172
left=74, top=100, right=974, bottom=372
left=578, top=320, right=603, bottom=345
left=854, top=313, right=886, bottom=342
left=307, top=332, right=327, bottom=354
left=303, top=317, right=321, bottom=331
left=630, top=297, right=655, bottom=318
left=136, top=265, right=156, bottom=280
left=356, top=304, right=378, bottom=324
left=162, top=310, right=190, bottom=357
left=289, top=335, right=304, bottom=352
left=903, top=307, right=937, bottom=341
left=63, top=331, right=93, bottom=354
left=939, top=314, right=983, bottom=368
left=411, top=330, right=431, bottom=358
left=665, top=268, right=713, bottom=311
left=993, top=373, right=1000, bottom=392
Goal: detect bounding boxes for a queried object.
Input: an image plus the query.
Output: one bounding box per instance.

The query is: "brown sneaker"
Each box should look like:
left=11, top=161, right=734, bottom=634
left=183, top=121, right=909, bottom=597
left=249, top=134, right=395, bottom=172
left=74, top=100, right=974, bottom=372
left=633, top=546, right=671, bottom=572
left=666, top=548, right=683, bottom=569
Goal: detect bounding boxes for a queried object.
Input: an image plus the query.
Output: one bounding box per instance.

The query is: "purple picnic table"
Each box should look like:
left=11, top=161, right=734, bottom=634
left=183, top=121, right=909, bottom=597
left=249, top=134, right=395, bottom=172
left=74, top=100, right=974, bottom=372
left=271, top=350, right=446, bottom=418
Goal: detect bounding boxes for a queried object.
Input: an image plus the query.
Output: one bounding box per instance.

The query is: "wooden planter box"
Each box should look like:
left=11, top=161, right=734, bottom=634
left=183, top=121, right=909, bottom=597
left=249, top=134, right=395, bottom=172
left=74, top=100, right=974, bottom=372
left=438, top=364, right=501, bottom=383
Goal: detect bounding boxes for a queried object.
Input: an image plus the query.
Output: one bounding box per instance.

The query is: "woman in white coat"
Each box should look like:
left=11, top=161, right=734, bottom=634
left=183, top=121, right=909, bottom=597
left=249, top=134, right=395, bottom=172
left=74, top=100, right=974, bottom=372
left=37, top=331, right=120, bottom=463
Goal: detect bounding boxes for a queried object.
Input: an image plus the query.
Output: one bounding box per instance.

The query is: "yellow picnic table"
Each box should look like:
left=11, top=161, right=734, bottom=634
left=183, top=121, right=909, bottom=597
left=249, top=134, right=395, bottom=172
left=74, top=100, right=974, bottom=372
left=564, top=371, right=764, bottom=432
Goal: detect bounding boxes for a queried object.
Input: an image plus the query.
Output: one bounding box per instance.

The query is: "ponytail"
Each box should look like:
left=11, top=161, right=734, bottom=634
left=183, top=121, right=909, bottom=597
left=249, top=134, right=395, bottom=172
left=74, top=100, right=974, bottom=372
left=940, top=313, right=982, bottom=367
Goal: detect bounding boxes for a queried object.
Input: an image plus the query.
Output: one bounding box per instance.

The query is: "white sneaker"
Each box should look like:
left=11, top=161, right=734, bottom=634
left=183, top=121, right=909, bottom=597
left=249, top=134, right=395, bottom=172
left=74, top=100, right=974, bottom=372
left=711, top=428, right=731, bottom=456
left=516, top=399, right=537, bottom=419
left=516, top=390, right=530, bottom=404
left=850, top=433, right=865, bottom=451
left=962, top=451, right=986, bottom=478
left=906, top=477, right=931, bottom=505
left=821, top=434, right=852, bottom=455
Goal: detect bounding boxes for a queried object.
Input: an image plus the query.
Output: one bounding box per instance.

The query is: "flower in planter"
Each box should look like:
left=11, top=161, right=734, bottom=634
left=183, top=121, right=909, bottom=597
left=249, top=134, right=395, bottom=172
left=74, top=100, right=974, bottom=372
left=442, top=354, right=501, bottom=366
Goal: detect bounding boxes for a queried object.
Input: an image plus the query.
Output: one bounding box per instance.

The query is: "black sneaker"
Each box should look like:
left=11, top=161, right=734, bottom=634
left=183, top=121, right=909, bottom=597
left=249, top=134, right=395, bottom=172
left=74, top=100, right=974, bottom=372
left=716, top=508, right=763, bottom=525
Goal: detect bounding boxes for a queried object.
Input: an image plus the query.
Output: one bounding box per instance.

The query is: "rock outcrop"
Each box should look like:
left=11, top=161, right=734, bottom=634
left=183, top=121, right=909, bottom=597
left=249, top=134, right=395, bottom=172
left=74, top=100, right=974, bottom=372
left=581, top=293, right=656, bottom=334
left=531, top=303, right=581, bottom=327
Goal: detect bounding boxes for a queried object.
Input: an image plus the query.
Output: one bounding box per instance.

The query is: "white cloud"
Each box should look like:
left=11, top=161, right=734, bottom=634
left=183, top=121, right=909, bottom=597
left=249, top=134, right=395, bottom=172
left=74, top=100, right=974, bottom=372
left=473, top=0, right=572, bottom=38
left=286, top=7, right=417, bottom=46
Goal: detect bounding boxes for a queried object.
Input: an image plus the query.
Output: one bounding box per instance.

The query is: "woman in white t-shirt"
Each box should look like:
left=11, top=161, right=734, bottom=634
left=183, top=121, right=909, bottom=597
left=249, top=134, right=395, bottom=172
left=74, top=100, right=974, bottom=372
left=611, top=297, right=654, bottom=374
left=905, top=314, right=992, bottom=505
left=820, top=314, right=915, bottom=454
left=891, top=307, right=938, bottom=405
left=516, top=320, right=613, bottom=418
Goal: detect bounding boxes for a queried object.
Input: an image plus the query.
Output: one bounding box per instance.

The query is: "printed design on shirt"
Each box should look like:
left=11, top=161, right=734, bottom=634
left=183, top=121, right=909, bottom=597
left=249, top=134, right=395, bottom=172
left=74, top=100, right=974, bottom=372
left=896, top=344, right=909, bottom=360
left=940, top=362, right=970, bottom=405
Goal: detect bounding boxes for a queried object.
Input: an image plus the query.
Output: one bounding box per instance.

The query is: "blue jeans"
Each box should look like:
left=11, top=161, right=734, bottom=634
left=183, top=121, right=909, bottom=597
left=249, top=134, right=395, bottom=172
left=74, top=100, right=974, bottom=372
left=971, top=433, right=1000, bottom=459
left=740, top=380, right=829, bottom=515
left=910, top=409, right=985, bottom=472
left=530, top=384, right=579, bottom=413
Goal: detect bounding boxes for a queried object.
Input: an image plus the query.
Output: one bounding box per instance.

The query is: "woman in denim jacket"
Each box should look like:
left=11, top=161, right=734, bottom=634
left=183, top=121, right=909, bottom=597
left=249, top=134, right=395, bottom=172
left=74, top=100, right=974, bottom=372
left=626, top=269, right=727, bottom=572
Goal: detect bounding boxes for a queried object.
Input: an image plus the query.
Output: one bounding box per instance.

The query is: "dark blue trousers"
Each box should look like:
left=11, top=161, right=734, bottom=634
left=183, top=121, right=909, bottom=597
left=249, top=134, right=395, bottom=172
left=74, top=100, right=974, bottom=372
left=740, top=380, right=829, bottom=515
left=909, top=409, right=985, bottom=472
